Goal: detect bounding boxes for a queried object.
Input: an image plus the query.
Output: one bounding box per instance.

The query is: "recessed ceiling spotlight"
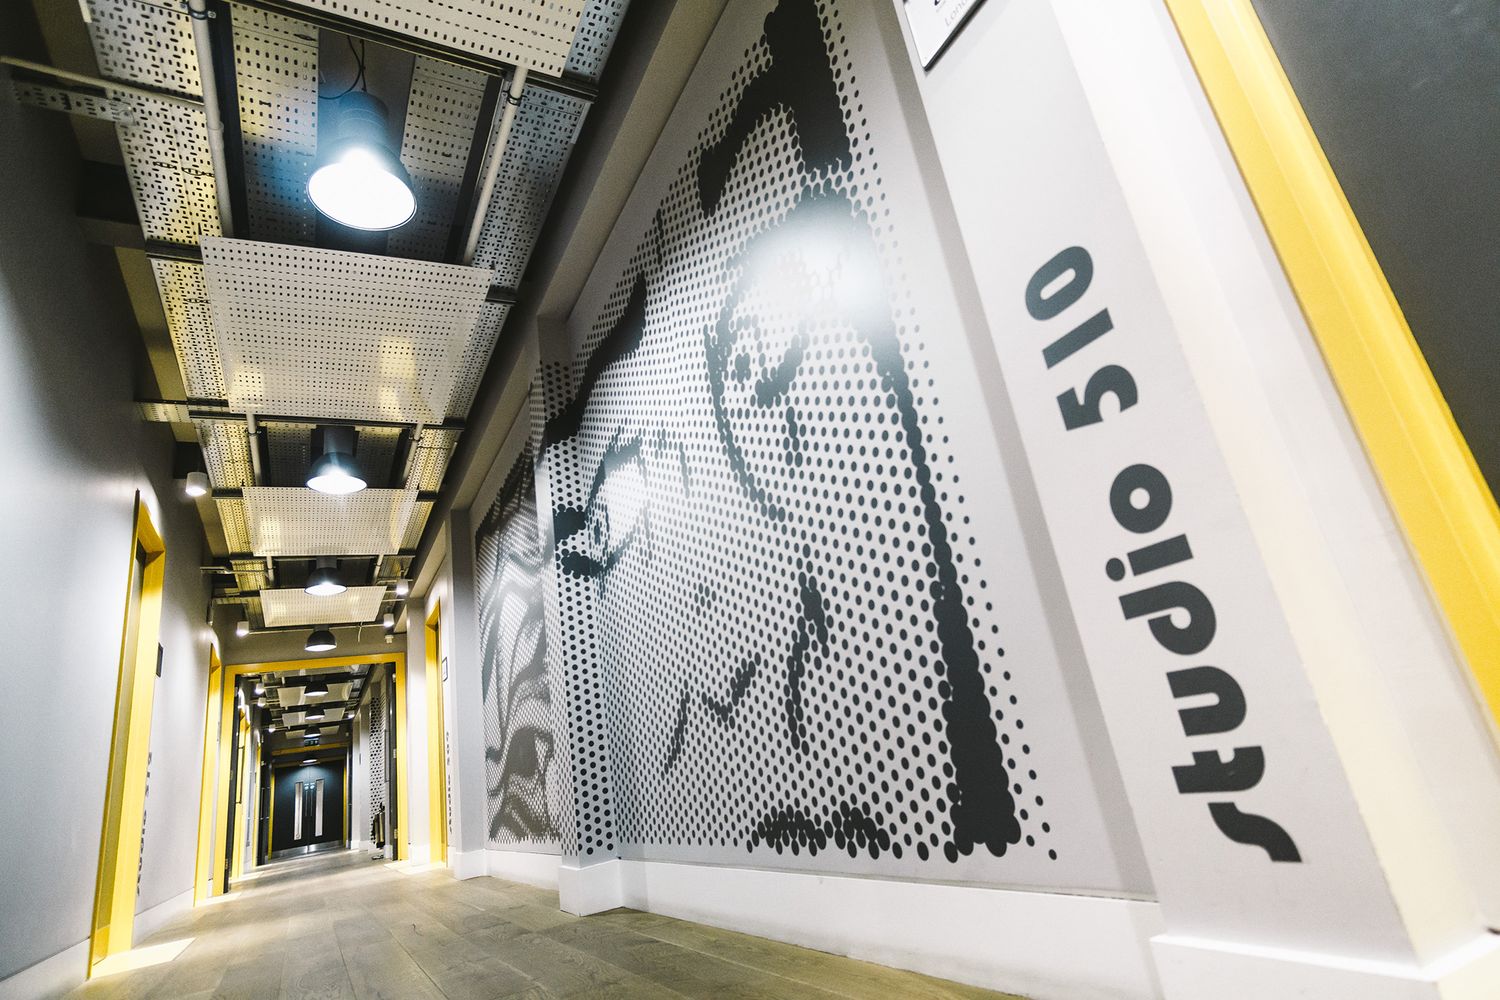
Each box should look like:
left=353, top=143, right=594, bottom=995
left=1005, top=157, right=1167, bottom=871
left=308, top=92, right=415, bottom=231
left=305, top=629, right=337, bottom=653
left=184, top=471, right=210, bottom=498
left=307, top=426, right=366, bottom=495
left=305, top=558, right=347, bottom=598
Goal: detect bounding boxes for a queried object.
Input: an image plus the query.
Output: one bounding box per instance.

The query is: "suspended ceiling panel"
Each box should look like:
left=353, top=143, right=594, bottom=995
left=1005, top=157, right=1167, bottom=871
left=448, top=302, right=508, bottom=417
left=201, top=238, right=494, bottom=423
left=84, top=0, right=201, bottom=95
left=152, top=259, right=224, bottom=397
left=197, top=419, right=255, bottom=489
left=261, top=586, right=386, bottom=626
left=269, top=0, right=587, bottom=75
left=388, top=59, right=494, bottom=262
left=472, top=88, right=586, bottom=287
left=564, top=0, right=629, bottom=82
left=276, top=680, right=353, bottom=706
left=408, top=427, right=460, bottom=492
left=231, top=8, right=319, bottom=244
left=216, top=496, right=253, bottom=553
left=84, top=0, right=221, bottom=243
left=242, top=486, right=419, bottom=556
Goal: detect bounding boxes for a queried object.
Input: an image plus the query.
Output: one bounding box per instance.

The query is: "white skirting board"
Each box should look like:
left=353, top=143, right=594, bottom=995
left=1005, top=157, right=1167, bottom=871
left=0, top=940, right=88, bottom=1000
left=134, top=888, right=193, bottom=944
left=486, top=849, right=561, bottom=889
left=0, top=888, right=194, bottom=1000
left=558, top=859, right=1163, bottom=1000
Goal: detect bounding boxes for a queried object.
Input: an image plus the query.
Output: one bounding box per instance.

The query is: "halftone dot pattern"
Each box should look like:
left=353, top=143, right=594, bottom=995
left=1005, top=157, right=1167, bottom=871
left=536, top=0, right=1054, bottom=871
left=368, top=684, right=386, bottom=820
left=476, top=445, right=567, bottom=849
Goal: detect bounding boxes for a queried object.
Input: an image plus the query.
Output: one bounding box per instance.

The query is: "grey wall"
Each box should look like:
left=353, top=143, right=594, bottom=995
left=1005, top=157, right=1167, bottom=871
left=1249, top=0, right=1500, bottom=493
left=0, top=91, right=213, bottom=981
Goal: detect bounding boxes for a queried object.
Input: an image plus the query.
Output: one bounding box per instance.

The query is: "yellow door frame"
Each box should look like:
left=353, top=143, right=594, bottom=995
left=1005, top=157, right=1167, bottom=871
left=1165, top=0, right=1500, bottom=728
left=206, top=652, right=409, bottom=889
left=425, top=602, right=448, bottom=864
left=268, top=767, right=277, bottom=855
left=192, top=647, right=222, bottom=904
left=89, top=494, right=166, bottom=974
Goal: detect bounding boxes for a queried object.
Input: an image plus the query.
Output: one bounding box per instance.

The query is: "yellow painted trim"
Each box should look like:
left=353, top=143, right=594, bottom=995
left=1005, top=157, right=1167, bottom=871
left=249, top=737, right=262, bottom=869
left=1164, top=0, right=1500, bottom=727
left=193, top=648, right=222, bottom=904
left=393, top=655, right=410, bottom=861
left=425, top=601, right=447, bottom=864
left=215, top=653, right=409, bottom=864
left=89, top=494, right=166, bottom=973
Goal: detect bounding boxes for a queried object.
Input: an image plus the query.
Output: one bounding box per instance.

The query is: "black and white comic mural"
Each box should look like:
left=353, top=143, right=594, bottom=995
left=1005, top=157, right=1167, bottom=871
left=533, top=0, right=1145, bottom=889
left=476, top=446, right=566, bottom=850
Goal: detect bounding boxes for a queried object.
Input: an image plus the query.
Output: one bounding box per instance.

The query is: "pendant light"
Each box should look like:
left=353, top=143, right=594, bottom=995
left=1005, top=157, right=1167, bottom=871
left=305, top=629, right=337, bottom=653
left=303, top=676, right=330, bottom=697
left=307, top=426, right=366, bottom=496
left=305, top=557, right=347, bottom=597
left=184, top=471, right=210, bottom=498
left=308, top=91, right=415, bottom=231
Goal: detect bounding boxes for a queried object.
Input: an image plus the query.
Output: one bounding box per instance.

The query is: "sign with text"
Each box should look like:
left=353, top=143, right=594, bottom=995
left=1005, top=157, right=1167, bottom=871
left=898, top=0, right=987, bottom=67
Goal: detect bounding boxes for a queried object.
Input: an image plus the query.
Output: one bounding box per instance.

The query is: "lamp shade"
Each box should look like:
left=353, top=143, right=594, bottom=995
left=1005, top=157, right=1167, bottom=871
left=308, top=92, right=416, bottom=231
left=304, top=629, right=336, bottom=653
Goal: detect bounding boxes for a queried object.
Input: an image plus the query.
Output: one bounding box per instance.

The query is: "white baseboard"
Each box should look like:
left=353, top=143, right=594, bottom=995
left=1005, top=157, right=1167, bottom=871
left=134, top=887, right=193, bottom=943
left=1153, top=930, right=1500, bottom=1000
left=0, top=939, right=88, bottom=1000
left=564, top=858, right=1162, bottom=1000
left=486, top=849, right=560, bottom=890
left=451, top=849, right=485, bottom=880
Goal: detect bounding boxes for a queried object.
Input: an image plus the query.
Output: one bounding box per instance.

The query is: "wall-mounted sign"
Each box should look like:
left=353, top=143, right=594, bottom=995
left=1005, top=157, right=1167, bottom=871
left=897, top=0, right=987, bottom=68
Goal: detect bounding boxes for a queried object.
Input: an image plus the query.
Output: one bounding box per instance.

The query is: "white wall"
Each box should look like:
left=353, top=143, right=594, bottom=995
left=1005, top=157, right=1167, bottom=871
left=0, top=93, right=212, bottom=987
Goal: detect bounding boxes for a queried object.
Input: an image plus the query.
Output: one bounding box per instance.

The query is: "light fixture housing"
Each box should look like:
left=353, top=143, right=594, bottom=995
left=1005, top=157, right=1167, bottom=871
left=304, top=557, right=347, bottom=597
left=237, top=615, right=251, bottom=639
left=307, top=92, right=415, bottom=231
left=394, top=579, right=410, bottom=597
left=304, top=710, right=325, bottom=722
left=184, top=471, right=210, bottom=498
left=305, top=629, right=337, bottom=653
left=307, top=426, right=367, bottom=495
left=303, top=676, right=330, bottom=697
left=382, top=612, right=395, bottom=630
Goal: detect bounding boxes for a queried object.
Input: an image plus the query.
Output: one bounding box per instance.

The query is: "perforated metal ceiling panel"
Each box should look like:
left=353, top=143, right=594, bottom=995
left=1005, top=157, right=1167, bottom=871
left=471, top=88, right=586, bottom=287
left=152, top=259, right=223, bottom=397
left=268, top=0, right=586, bottom=75
left=231, top=8, right=319, bottom=244
left=564, top=0, right=629, bottom=82
left=242, top=486, right=419, bottom=556
left=84, top=0, right=201, bottom=95
left=407, top=426, right=460, bottom=492
left=261, top=586, right=386, bottom=626
left=202, top=239, right=494, bottom=423
left=388, top=59, right=493, bottom=262
left=198, top=419, right=255, bottom=489
left=216, top=496, right=253, bottom=553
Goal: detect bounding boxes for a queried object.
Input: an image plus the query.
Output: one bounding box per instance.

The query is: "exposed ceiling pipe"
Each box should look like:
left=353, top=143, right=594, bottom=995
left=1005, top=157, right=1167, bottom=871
left=245, top=412, right=264, bottom=484
left=185, top=0, right=235, bottom=238
left=461, top=67, right=529, bottom=265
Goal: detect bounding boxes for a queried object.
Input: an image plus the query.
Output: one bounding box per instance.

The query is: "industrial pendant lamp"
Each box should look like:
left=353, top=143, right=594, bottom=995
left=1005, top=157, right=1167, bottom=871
left=304, top=557, right=347, bottom=597
left=305, top=629, right=337, bottom=653
left=307, top=91, right=415, bottom=230
left=307, top=426, right=366, bottom=495
left=303, top=676, right=330, bottom=697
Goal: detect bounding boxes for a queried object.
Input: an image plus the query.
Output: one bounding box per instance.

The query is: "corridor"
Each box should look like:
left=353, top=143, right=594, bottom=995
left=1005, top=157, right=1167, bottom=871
left=65, top=852, right=1019, bottom=1000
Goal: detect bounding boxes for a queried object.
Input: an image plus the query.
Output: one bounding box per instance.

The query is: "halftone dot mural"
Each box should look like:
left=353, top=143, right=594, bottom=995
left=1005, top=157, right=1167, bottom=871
left=537, top=0, right=1056, bottom=869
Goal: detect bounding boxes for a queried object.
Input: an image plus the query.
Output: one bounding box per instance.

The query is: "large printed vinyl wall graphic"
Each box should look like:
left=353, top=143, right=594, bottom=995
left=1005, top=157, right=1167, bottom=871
left=540, top=0, right=1064, bottom=872
left=476, top=447, right=565, bottom=848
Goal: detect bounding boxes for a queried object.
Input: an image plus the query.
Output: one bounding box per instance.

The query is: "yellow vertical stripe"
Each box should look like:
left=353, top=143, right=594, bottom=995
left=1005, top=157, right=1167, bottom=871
left=193, top=650, right=222, bottom=904
left=1164, top=0, right=1500, bottom=727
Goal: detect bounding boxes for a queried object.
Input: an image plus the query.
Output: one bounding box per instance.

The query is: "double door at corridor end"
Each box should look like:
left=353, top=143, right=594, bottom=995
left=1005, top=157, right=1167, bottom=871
left=271, top=759, right=345, bottom=856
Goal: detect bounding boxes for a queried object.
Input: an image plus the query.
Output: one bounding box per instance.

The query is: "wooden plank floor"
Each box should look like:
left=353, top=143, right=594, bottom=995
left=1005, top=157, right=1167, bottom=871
left=68, top=850, right=1027, bottom=999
